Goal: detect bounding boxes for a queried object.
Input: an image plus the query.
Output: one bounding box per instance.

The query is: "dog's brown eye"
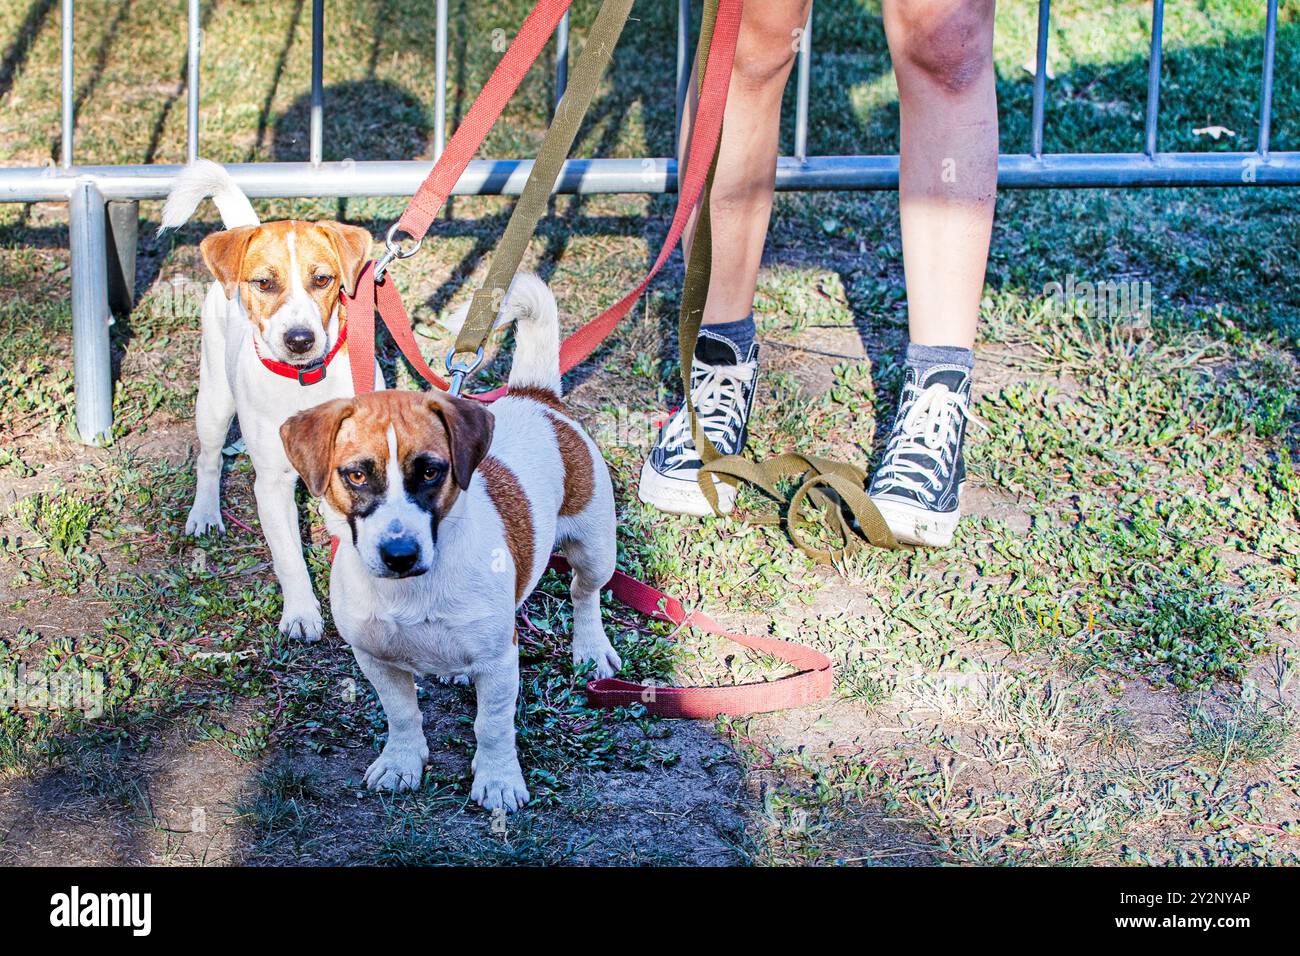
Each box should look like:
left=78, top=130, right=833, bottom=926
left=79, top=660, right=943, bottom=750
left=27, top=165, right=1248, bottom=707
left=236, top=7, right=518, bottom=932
left=312, top=274, right=333, bottom=289
left=422, top=463, right=445, bottom=483
left=344, top=469, right=367, bottom=487
left=253, top=277, right=275, bottom=293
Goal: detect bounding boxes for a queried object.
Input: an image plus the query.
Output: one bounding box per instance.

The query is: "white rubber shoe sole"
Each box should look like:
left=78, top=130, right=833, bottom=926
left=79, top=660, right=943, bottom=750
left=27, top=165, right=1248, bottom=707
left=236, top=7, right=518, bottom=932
left=870, top=484, right=963, bottom=547
left=637, top=460, right=736, bottom=517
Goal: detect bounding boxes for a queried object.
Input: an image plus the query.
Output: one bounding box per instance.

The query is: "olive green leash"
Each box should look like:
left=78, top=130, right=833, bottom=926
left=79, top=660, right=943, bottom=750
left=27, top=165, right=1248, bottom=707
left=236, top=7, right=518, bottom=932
left=676, top=71, right=899, bottom=563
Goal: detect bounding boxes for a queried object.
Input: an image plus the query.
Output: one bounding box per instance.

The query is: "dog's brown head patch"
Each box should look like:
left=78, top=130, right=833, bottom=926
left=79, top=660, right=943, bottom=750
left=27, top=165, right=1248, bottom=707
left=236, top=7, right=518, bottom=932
left=282, top=390, right=493, bottom=515
left=199, top=219, right=371, bottom=337
left=426, top=391, right=496, bottom=492
left=280, top=390, right=496, bottom=578
left=278, top=396, right=356, bottom=497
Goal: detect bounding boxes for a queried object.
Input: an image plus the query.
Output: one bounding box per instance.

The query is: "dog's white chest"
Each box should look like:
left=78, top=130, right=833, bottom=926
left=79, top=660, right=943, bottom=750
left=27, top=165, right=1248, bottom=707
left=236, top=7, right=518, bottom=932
left=328, top=551, right=493, bottom=677
left=347, top=613, right=473, bottom=677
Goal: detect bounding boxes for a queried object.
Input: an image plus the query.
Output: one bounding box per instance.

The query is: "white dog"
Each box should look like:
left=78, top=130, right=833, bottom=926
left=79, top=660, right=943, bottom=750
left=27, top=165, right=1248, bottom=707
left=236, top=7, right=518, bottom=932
left=279, top=276, right=622, bottom=812
left=161, top=160, right=375, bottom=641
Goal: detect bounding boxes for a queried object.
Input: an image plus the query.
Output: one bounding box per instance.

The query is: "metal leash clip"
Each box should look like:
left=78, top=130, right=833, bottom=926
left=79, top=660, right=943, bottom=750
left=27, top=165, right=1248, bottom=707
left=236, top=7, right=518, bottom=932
left=445, top=346, right=485, bottom=398
left=373, top=223, right=424, bottom=284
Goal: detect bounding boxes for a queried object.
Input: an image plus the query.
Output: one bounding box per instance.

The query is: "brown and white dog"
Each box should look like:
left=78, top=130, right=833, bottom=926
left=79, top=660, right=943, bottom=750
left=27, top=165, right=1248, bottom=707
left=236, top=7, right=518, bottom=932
left=279, top=275, right=621, bottom=812
left=161, top=160, right=378, bottom=642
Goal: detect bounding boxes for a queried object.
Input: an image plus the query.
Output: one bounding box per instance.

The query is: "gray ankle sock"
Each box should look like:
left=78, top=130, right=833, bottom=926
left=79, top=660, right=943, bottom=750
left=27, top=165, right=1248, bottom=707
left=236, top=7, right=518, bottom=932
left=905, top=342, right=974, bottom=378
left=697, top=313, right=756, bottom=363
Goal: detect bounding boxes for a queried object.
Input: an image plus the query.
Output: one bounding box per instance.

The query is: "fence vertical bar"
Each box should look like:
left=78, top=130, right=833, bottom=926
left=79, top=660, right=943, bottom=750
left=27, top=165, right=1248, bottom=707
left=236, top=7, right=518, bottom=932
left=794, top=7, right=812, bottom=163
left=555, top=9, right=570, bottom=110
left=309, top=0, right=324, bottom=165
left=60, top=0, right=74, bottom=167
left=105, top=200, right=139, bottom=315
left=1144, top=0, right=1164, bottom=158
left=675, top=0, right=689, bottom=153
left=1259, top=0, right=1278, bottom=157
left=1030, top=0, right=1050, bottom=158
left=69, top=181, right=113, bottom=445
left=434, top=0, right=448, bottom=159
left=187, top=0, right=201, bottom=162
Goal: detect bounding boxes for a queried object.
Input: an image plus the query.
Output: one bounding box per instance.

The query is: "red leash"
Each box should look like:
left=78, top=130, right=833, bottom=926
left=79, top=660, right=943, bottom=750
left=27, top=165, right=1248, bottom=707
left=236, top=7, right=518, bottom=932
left=345, top=0, right=576, bottom=398
left=336, top=0, right=833, bottom=720
left=394, top=0, right=576, bottom=241
left=346, top=0, right=745, bottom=401
left=551, top=557, right=831, bottom=718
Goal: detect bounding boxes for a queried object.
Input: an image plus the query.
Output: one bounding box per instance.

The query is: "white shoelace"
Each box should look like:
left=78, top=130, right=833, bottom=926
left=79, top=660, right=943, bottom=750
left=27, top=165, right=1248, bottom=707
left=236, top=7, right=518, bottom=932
left=874, top=381, right=982, bottom=504
left=659, top=358, right=756, bottom=468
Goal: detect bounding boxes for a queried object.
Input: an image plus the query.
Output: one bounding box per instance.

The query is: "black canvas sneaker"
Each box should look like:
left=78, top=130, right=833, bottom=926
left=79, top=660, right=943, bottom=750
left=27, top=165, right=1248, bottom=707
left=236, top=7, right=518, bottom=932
left=868, top=364, right=977, bottom=547
left=637, top=330, right=758, bottom=517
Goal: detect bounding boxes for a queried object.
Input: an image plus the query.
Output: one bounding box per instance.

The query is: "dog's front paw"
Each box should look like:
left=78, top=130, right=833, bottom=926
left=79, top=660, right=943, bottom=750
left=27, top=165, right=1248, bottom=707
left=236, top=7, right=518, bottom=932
left=433, top=673, right=471, bottom=686
left=185, top=504, right=225, bottom=536
left=573, top=638, right=622, bottom=680
left=470, top=755, right=530, bottom=813
left=279, top=603, right=324, bottom=643
left=364, top=741, right=429, bottom=792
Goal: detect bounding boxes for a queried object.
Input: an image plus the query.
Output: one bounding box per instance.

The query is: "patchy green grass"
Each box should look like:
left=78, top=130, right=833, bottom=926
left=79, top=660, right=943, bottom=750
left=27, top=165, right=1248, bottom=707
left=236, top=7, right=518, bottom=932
left=1186, top=697, right=1293, bottom=769
left=1, top=0, right=1298, bottom=865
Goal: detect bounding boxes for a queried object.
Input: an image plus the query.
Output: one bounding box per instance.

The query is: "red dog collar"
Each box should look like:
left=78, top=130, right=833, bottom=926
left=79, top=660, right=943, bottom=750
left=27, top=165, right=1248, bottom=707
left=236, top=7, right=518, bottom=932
left=255, top=317, right=348, bottom=386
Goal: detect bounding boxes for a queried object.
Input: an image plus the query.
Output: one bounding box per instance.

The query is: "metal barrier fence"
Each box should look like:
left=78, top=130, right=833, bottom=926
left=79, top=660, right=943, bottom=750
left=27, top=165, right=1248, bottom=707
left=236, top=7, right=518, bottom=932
left=0, top=0, right=1294, bottom=444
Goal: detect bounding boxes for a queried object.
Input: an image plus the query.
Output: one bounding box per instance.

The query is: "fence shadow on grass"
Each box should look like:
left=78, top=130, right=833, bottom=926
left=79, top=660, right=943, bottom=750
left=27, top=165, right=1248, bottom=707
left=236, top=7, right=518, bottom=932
left=0, top=0, right=56, bottom=104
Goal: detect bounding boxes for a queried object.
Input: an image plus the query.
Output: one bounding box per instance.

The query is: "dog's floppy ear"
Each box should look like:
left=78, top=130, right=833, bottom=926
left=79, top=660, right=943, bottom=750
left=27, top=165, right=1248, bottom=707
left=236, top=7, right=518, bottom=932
left=315, top=222, right=373, bottom=295
left=429, top=393, right=494, bottom=491
left=280, top=398, right=355, bottom=497
left=199, top=225, right=258, bottom=299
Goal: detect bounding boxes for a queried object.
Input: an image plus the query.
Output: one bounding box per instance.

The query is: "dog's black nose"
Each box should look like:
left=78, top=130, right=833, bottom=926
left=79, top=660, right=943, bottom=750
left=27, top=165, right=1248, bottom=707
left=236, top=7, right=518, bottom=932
left=284, top=327, right=316, bottom=354
left=378, top=537, right=421, bottom=575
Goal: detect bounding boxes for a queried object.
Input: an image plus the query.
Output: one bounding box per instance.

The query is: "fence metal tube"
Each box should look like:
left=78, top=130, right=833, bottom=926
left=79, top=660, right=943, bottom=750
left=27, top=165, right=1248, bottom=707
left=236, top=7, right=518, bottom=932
left=993, top=152, right=1300, bottom=188
left=61, top=0, right=74, bottom=167
left=187, top=0, right=201, bottom=162
left=5, top=153, right=1299, bottom=205
left=1030, top=0, right=1050, bottom=158
left=794, top=8, right=812, bottom=163
left=105, top=200, right=138, bottom=316
left=1144, top=0, right=1164, bottom=158
left=434, top=0, right=448, bottom=159
left=675, top=0, right=689, bottom=152
left=310, top=0, right=324, bottom=165
left=555, top=9, right=570, bottom=110
left=1259, top=0, right=1278, bottom=157
left=69, top=180, right=113, bottom=445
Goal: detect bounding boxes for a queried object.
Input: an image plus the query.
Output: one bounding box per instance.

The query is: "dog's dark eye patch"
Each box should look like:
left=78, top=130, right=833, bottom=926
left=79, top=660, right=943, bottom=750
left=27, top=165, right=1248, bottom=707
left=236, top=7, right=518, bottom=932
left=338, top=459, right=385, bottom=512
left=404, top=455, right=448, bottom=513
left=340, top=458, right=384, bottom=547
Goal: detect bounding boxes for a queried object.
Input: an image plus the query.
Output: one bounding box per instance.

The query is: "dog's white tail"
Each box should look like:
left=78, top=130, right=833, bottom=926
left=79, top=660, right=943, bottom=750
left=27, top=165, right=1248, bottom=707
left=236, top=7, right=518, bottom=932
left=439, top=274, right=561, bottom=394
left=159, top=159, right=260, bottom=232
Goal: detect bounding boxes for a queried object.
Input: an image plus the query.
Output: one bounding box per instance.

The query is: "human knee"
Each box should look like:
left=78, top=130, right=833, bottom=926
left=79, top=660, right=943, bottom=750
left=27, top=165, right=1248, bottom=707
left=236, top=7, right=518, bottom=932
left=887, top=0, right=995, bottom=95
left=732, top=3, right=809, bottom=89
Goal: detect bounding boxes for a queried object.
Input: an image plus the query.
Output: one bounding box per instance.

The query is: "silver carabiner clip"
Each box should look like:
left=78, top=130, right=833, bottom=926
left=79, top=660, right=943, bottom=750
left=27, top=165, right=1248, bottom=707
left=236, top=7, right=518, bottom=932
left=445, top=345, right=485, bottom=398
left=373, top=222, right=424, bottom=284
